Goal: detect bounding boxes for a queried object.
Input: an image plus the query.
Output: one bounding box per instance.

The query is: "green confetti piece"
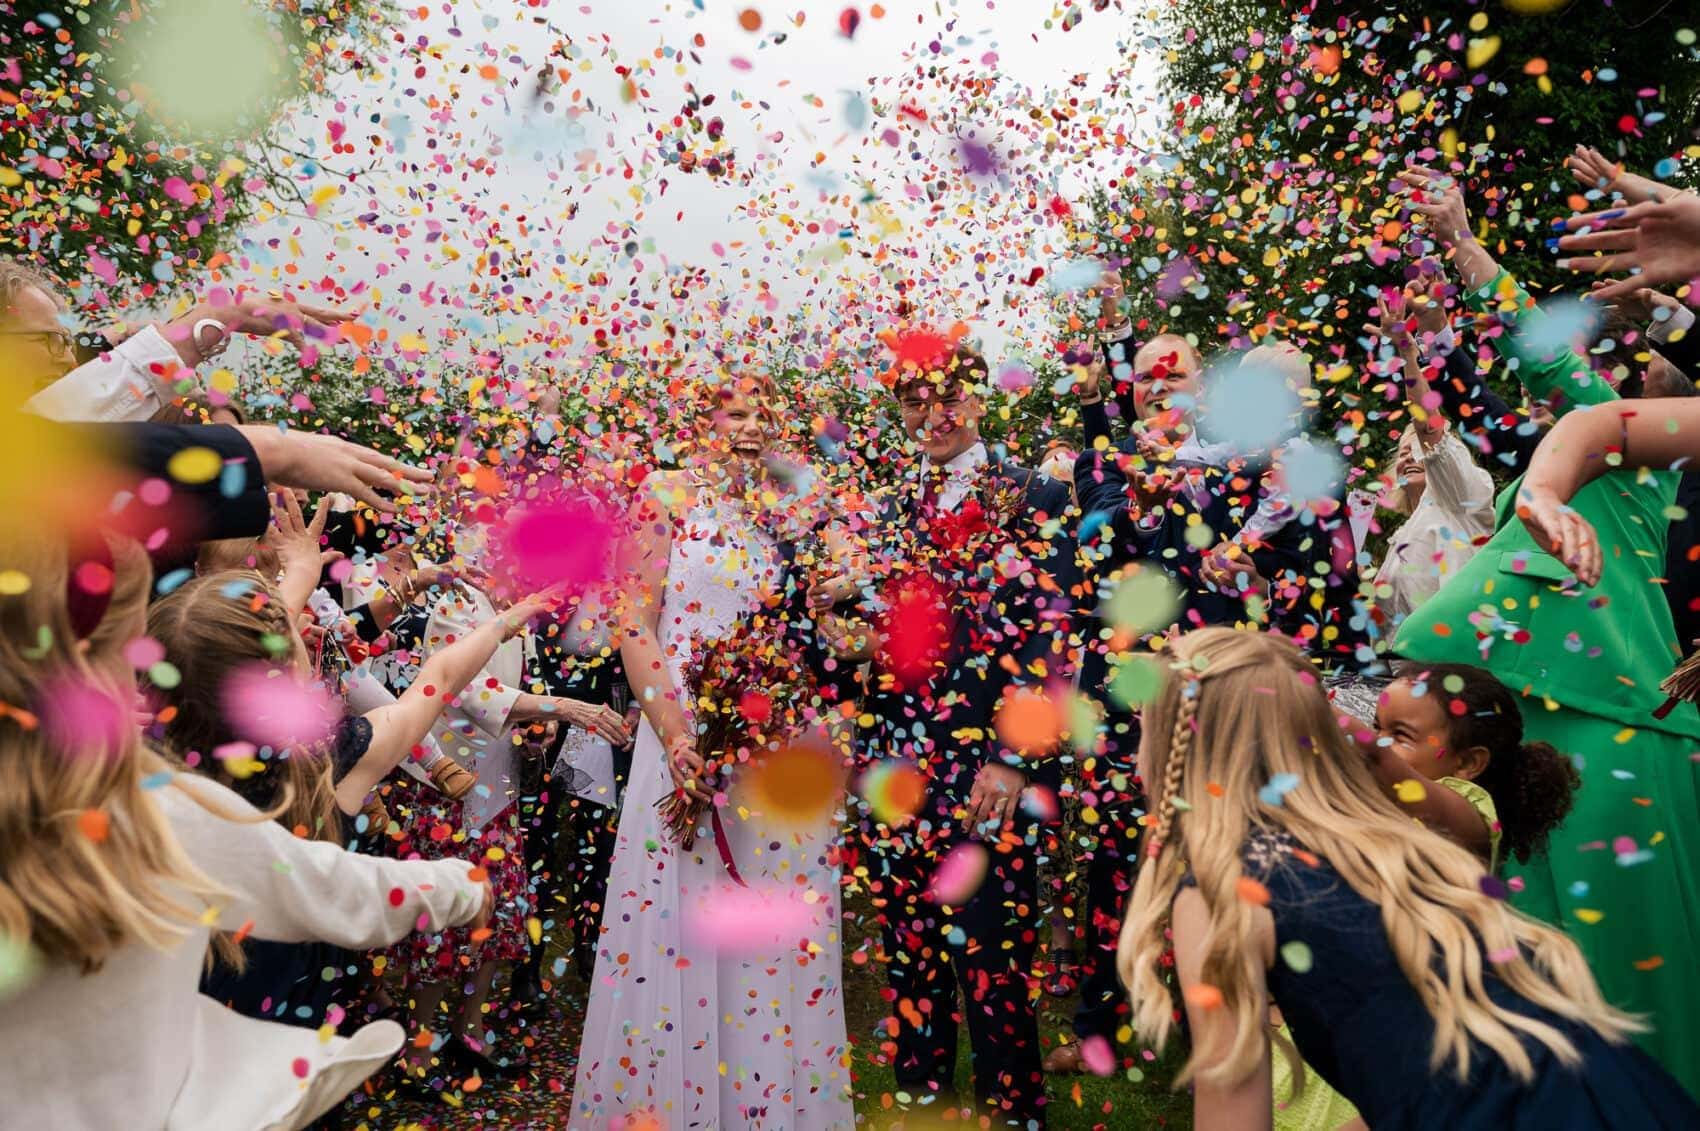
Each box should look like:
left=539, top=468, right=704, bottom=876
left=1102, top=567, right=1181, bottom=636
left=148, top=661, right=181, bottom=690
left=1280, top=940, right=1313, bottom=974
left=0, top=934, right=41, bottom=998
left=1107, top=654, right=1164, bottom=709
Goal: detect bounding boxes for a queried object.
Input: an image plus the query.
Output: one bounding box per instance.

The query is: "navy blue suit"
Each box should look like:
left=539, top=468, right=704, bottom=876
left=858, top=456, right=1079, bottom=1127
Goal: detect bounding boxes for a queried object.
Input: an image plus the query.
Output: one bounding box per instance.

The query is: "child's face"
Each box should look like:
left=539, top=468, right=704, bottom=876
left=1374, top=677, right=1475, bottom=781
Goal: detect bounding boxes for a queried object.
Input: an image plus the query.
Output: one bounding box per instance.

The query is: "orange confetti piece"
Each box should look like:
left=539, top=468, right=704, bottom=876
left=1184, top=983, right=1224, bottom=1010
left=1206, top=781, right=1224, bottom=797
left=469, top=927, right=493, bottom=943
left=1634, top=956, right=1665, bottom=971
left=78, top=809, right=109, bottom=843
left=1236, top=876, right=1270, bottom=906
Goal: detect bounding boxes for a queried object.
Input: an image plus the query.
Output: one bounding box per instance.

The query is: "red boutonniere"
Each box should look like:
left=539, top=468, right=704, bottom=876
left=931, top=495, right=993, bottom=552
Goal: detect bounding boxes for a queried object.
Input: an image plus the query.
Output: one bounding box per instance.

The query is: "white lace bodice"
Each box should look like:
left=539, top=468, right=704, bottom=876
left=659, top=497, right=782, bottom=684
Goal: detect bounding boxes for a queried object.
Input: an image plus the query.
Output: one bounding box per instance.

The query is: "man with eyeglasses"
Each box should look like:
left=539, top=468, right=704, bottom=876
left=1, top=256, right=353, bottom=423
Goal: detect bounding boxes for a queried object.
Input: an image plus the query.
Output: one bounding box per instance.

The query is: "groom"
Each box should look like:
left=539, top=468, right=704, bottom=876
left=820, top=333, right=1079, bottom=1127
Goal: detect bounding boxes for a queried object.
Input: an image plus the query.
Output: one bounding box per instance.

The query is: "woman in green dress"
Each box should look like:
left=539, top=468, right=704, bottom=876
left=1391, top=167, right=1700, bottom=1096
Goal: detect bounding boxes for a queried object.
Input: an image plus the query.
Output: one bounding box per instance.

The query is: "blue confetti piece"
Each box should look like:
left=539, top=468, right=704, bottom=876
left=1568, top=880, right=1590, bottom=898
left=140, top=771, right=173, bottom=791
left=1258, top=772, right=1301, bottom=806
left=219, top=459, right=247, bottom=499
left=155, top=568, right=194, bottom=597
left=219, top=577, right=259, bottom=600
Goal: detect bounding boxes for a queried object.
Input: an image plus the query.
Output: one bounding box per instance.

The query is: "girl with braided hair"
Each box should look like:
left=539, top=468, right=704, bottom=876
left=1115, top=627, right=1698, bottom=1130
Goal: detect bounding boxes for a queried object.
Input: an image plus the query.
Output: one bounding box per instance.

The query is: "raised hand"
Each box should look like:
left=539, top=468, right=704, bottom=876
left=1566, top=145, right=1667, bottom=205
left=1395, top=166, right=1471, bottom=248
left=264, top=490, right=338, bottom=610
left=1515, top=486, right=1603, bottom=586
left=1363, top=285, right=1414, bottom=350
left=1557, top=194, right=1700, bottom=300
left=1405, top=272, right=1451, bottom=338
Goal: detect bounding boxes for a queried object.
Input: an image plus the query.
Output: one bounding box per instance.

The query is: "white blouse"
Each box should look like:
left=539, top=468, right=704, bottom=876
left=1378, top=429, right=1498, bottom=629
left=0, top=774, right=483, bottom=1131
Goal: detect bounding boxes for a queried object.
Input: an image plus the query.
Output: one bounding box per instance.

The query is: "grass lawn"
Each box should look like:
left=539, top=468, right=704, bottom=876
left=839, top=885, right=1192, bottom=1130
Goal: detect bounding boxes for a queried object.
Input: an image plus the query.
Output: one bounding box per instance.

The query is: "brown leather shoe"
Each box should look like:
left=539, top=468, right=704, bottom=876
left=1042, top=1042, right=1085, bottom=1075
left=359, top=793, right=391, bottom=836
left=428, top=757, right=478, bottom=801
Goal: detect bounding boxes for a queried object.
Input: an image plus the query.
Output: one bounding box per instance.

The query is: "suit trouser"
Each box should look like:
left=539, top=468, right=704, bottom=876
left=1070, top=710, right=1145, bottom=1043
left=872, top=801, right=1047, bottom=1128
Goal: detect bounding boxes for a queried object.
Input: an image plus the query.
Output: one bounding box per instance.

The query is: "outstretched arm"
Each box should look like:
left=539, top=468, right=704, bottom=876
left=1516, top=399, right=1700, bottom=585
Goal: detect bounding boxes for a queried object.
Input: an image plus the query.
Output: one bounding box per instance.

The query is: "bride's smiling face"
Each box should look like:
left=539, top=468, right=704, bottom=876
left=705, top=389, right=773, bottom=463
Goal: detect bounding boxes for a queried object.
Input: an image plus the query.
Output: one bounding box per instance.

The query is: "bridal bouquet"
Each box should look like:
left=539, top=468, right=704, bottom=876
left=656, top=601, right=819, bottom=852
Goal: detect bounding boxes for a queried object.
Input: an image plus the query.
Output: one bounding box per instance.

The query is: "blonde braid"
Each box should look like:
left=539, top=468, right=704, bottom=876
left=1147, top=674, right=1200, bottom=857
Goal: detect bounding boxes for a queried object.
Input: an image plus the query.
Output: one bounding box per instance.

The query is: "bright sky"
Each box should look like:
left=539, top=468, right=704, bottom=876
left=216, top=0, right=1162, bottom=374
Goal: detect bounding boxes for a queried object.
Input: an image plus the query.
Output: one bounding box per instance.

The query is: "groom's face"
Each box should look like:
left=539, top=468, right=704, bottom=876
left=897, top=374, right=985, bottom=464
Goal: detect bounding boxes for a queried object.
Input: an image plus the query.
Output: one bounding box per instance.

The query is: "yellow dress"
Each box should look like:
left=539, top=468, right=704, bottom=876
left=1271, top=778, right=1500, bottom=1130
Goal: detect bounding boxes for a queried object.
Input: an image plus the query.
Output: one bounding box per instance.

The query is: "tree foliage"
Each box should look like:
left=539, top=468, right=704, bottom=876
left=1079, top=0, right=1700, bottom=478
left=0, top=0, right=396, bottom=301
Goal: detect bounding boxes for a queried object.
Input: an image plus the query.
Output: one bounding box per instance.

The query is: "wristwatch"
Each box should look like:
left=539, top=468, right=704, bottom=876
left=72, top=330, right=112, bottom=367
left=192, top=317, right=231, bottom=360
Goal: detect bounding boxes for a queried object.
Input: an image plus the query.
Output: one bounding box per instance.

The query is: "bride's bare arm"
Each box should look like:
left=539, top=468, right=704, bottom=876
left=618, top=473, right=695, bottom=754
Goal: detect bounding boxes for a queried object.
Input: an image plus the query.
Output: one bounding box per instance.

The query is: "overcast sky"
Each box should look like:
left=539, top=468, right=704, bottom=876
left=213, top=0, right=1162, bottom=373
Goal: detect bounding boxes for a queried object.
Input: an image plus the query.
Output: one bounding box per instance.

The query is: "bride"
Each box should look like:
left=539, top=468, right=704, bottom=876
left=568, top=375, right=854, bottom=1130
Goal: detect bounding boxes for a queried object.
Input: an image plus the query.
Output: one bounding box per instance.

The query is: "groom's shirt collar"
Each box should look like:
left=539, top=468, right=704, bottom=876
left=919, top=440, right=989, bottom=513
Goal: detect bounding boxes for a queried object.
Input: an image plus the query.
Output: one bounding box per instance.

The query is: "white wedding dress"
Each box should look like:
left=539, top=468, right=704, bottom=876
left=569, top=497, right=854, bottom=1130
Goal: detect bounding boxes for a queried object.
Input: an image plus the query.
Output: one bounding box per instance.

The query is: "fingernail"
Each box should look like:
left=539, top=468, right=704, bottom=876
left=1545, top=237, right=1560, bottom=251
left=1597, top=208, right=1625, bottom=220
left=1550, top=216, right=1569, bottom=230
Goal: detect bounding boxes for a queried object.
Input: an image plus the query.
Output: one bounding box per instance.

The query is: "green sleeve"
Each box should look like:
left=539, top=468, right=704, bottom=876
left=1464, top=268, right=1620, bottom=418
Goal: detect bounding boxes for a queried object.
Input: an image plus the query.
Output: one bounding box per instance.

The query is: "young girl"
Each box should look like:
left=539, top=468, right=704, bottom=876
left=1117, top=627, right=1699, bottom=1130
left=1364, top=663, right=1579, bottom=872
left=0, top=530, right=490, bottom=1131
left=146, top=494, right=558, bottom=1035
left=1274, top=663, right=1583, bottom=1128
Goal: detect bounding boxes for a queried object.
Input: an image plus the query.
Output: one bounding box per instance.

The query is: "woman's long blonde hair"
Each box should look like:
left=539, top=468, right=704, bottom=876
left=1116, top=628, right=1638, bottom=1090
left=0, top=533, right=227, bottom=971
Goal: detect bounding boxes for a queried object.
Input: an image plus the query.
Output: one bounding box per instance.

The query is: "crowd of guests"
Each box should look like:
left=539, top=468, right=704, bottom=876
left=2, top=137, right=1700, bottom=1131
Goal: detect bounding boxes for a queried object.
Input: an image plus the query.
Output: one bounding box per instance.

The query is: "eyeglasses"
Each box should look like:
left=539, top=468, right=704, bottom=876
left=0, top=328, right=76, bottom=363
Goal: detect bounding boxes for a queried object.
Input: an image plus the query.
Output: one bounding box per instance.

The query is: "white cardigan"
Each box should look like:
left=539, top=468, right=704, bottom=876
left=0, top=775, right=483, bottom=1131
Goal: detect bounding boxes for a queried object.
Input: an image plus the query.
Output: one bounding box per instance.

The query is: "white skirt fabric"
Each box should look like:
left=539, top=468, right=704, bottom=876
left=567, top=715, right=855, bottom=1130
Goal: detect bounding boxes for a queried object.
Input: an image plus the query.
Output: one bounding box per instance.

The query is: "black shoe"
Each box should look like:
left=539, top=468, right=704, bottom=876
left=509, top=966, right=545, bottom=1012
left=445, top=1034, right=530, bottom=1082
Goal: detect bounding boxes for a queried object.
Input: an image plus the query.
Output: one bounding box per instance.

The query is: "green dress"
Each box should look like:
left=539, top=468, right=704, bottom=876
left=1395, top=270, right=1700, bottom=1096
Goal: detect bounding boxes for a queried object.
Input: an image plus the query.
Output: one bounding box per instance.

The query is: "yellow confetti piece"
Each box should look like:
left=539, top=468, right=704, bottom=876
left=527, top=916, right=542, bottom=946
left=310, top=183, right=341, bottom=208
left=1394, top=778, right=1427, bottom=803
left=1574, top=908, right=1605, bottom=925
left=0, top=571, right=31, bottom=596
left=0, top=167, right=21, bottom=187
left=166, top=445, right=222, bottom=485
left=1466, top=36, right=1501, bottom=69
left=1396, top=90, right=1423, bottom=113
left=1613, top=728, right=1636, bottom=744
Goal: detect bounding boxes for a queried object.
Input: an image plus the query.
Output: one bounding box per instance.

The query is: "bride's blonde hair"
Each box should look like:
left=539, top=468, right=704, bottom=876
left=1116, top=627, right=1638, bottom=1090
left=0, top=533, right=228, bottom=971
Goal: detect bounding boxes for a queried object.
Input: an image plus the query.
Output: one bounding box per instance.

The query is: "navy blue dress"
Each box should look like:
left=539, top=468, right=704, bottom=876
left=1224, top=825, right=1700, bottom=1129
